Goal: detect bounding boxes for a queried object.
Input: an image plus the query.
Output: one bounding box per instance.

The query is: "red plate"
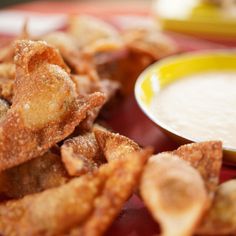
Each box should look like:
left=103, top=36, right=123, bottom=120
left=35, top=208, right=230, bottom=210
left=1, top=2, right=236, bottom=235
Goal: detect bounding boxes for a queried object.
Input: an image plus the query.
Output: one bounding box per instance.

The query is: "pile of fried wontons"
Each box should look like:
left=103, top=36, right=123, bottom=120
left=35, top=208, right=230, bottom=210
left=0, top=15, right=234, bottom=236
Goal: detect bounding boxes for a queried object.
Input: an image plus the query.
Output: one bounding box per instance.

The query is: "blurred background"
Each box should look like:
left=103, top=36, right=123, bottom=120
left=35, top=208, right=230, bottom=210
left=0, top=0, right=151, bottom=8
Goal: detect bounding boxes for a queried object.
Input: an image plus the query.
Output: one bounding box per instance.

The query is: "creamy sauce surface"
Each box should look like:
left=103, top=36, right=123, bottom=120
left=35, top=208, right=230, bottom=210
left=151, top=72, right=236, bottom=148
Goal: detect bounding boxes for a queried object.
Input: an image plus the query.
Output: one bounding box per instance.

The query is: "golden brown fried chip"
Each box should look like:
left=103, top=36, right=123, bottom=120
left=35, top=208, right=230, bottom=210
left=0, top=77, right=14, bottom=102
left=68, top=15, right=120, bottom=49
left=0, top=40, right=105, bottom=171
left=94, top=125, right=140, bottom=162
left=140, top=153, right=208, bottom=236
left=197, top=179, right=236, bottom=235
left=0, top=63, right=15, bottom=80
left=0, top=151, right=70, bottom=199
left=0, top=63, right=15, bottom=102
left=0, top=99, right=9, bottom=122
left=68, top=148, right=152, bottom=236
left=0, top=148, right=151, bottom=236
left=41, top=31, right=89, bottom=76
left=42, top=31, right=78, bottom=57
left=122, top=27, right=178, bottom=60
left=172, top=141, right=223, bottom=200
left=73, top=78, right=119, bottom=131
left=61, top=132, right=105, bottom=176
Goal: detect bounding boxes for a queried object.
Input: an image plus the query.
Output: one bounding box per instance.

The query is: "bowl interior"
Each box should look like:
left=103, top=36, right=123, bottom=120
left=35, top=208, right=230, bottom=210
left=135, top=51, right=236, bottom=162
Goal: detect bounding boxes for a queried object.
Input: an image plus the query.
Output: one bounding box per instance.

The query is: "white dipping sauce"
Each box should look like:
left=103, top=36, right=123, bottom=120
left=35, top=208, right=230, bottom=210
left=151, top=72, right=236, bottom=149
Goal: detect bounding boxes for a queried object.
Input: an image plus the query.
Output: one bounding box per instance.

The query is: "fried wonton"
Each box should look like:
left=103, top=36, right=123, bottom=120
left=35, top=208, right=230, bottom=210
left=0, top=63, right=15, bottom=102
left=122, top=27, right=178, bottom=60
left=74, top=78, right=120, bottom=131
left=140, top=153, right=208, bottom=236
left=41, top=32, right=91, bottom=76
left=0, top=151, right=69, bottom=199
left=61, top=132, right=105, bottom=176
left=197, top=179, right=236, bottom=235
left=0, top=149, right=151, bottom=236
left=0, top=40, right=105, bottom=171
left=68, top=15, right=120, bottom=50
left=0, top=99, right=9, bottom=122
left=0, top=78, right=14, bottom=103
left=94, top=125, right=140, bottom=162
left=172, top=141, right=223, bottom=201
left=0, top=63, right=15, bottom=80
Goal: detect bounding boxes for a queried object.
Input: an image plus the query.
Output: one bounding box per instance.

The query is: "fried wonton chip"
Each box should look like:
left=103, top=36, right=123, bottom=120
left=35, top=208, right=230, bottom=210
left=140, top=153, right=208, bottom=236
left=72, top=75, right=119, bottom=98
left=68, top=15, right=120, bottom=49
left=0, top=40, right=105, bottom=171
left=0, top=148, right=151, bottom=236
left=0, top=151, right=69, bottom=199
left=94, top=125, right=140, bottom=162
left=41, top=32, right=91, bottom=76
left=67, top=148, right=152, bottom=236
left=0, top=77, right=14, bottom=103
left=61, top=132, right=105, bottom=176
left=73, top=77, right=119, bottom=131
left=197, top=179, right=236, bottom=235
left=172, top=141, right=223, bottom=201
left=0, top=63, right=15, bottom=80
left=0, top=63, right=15, bottom=102
left=122, top=27, right=178, bottom=60
left=0, top=99, right=9, bottom=122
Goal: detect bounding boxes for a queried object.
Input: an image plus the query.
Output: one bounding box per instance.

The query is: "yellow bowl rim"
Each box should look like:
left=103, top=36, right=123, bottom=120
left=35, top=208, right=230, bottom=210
left=135, top=49, right=236, bottom=152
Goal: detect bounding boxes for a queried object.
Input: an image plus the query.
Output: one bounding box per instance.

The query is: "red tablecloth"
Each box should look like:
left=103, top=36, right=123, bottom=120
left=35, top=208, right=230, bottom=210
left=1, top=2, right=236, bottom=235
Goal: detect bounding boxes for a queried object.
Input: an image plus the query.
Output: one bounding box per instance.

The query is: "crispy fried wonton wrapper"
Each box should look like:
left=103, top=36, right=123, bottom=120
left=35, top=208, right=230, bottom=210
left=197, top=179, right=236, bottom=235
left=0, top=63, right=15, bottom=80
left=71, top=74, right=119, bottom=131
left=0, top=40, right=105, bottom=171
left=0, top=99, right=9, bottom=122
left=122, top=27, right=178, bottom=60
left=41, top=32, right=94, bottom=76
left=0, top=151, right=69, bottom=199
left=140, top=153, right=208, bottom=236
left=172, top=141, right=222, bottom=201
left=0, top=148, right=151, bottom=236
left=94, top=125, right=140, bottom=162
left=0, top=63, right=15, bottom=102
left=61, top=132, right=105, bottom=176
left=0, top=78, right=14, bottom=103
left=68, top=15, right=120, bottom=49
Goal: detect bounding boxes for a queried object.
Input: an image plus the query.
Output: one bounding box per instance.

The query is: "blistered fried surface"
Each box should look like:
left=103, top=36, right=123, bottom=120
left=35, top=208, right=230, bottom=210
left=141, top=153, right=207, bottom=236
left=42, top=32, right=94, bottom=76
left=0, top=99, right=9, bottom=122
left=0, top=78, right=14, bottom=103
left=94, top=125, right=140, bottom=162
left=0, top=63, right=15, bottom=80
left=0, top=40, right=105, bottom=171
left=122, top=27, right=178, bottom=60
left=197, top=180, right=236, bottom=235
left=0, top=63, right=15, bottom=102
left=73, top=77, right=119, bottom=131
left=172, top=141, right=222, bottom=200
left=61, top=132, right=105, bottom=176
left=0, top=151, right=70, bottom=199
left=68, top=15, right=119, bottom=49
left=0, top=149, right=151, bottom=236
left=68, top=148, right=152, bottom=236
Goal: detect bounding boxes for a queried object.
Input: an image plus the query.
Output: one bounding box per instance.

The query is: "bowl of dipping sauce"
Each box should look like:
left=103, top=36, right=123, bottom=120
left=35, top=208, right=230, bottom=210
left=135, top=50, right=236, bottom=164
